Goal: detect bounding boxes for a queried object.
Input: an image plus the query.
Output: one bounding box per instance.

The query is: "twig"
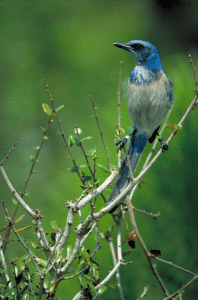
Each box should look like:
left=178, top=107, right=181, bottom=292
left=90, top=227, right=102, bottom=258
left=56, top=206, right=76, bottom=250
left=22, top=117, right=52, bottom=197
left=0, top=142, right=17, bottom=165
left=116, top=211, right=125, bottom=300
left=125, top=196, right=170, bottom=297
left=75, top=171, right=118, bottom=210
left=74, top=125, right=106, bottom=203
left=90, top=95, right=112, bottom=172
left=117, top=61, right=124, bottom=168
left=137, top=286, right=149, bottom=300
left=80, top=221, right=98, bottom=246
left=2, top=201, right=41, bottom=273
left=43, top=79, right=84, bottom=184
left=38, top=276, right=45, bottom=300
left=0, top=237, right=12, bottom=289
left=2, top=118, right=51, bottom=251
left=154, top=257, right=198, bottom=276
left=133, top=207, right=160, bottom=219
left=110, top=236, right=125, bottom=300
left=74, top=124, right=94, bottom=177
left=24, top=266, right=36, bottom=300
left=0, top=166, right=36, bottom=218
left=1, top=167, right=49, bottom=253
left=95, top=261, right=123, bottom=291
left=189, top=55, right=198, bottom=91
left=117, top=61, right=123, bottom=138
left=58, top=234, right=81, bottom=275
left=163, top=274, right=198, bottom=300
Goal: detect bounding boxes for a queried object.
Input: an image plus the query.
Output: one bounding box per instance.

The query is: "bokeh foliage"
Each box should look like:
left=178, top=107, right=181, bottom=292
left=0, top=1, right=198, bottom=299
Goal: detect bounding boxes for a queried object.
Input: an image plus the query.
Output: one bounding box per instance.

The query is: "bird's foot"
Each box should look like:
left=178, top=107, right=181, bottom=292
left=116, top=134, right=132, bottom=152
left=158, top=136, right=168, bottom=152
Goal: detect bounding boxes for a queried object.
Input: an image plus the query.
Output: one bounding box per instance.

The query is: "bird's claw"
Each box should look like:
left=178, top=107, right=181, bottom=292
left=116, top=135, right=130, bottom=152
left=158, top=136, right=168, bottom=152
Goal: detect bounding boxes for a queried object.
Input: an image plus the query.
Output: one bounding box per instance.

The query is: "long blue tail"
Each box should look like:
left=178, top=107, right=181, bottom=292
left=106, top=131, right=148, bottom=209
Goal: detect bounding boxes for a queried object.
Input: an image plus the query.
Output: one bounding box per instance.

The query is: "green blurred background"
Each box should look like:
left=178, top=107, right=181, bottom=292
left=0, top=1, right=198, bottom=299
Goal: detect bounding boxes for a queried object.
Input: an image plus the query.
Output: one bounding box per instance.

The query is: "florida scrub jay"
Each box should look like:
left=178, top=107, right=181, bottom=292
left=107, top=40, right=174, bottom=211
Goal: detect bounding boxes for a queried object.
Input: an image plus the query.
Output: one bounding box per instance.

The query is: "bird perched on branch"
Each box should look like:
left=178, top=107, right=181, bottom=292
left=106, top=40, right=174, bottom=212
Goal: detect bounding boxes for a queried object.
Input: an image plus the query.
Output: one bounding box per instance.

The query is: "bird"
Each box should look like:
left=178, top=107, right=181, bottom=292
left=106, top=40, right=174, bottom=213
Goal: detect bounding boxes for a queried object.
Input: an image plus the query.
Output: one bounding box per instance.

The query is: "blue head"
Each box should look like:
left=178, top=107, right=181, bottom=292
left=113, top=40, right=163, bottom=72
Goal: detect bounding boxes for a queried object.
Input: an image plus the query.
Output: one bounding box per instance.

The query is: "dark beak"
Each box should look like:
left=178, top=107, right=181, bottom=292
left=113, top=42, right=131, bottom=51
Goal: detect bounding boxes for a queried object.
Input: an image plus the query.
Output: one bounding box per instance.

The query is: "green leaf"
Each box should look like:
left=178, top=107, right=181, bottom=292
left=88, top=282, right=96, bottom=293
left=81, top=136, right=92, bottom=142
left=56, top=105, right=65, bottom=112
left=28, top=156, right=35, bottom=162
left=30, top=241, right=45, bottom=250
left=34, top=146, right=40, bottom=150
left=24, top=254, right=33, bottom=265
left=175, top=124, right=182, bottom=131
left=75, top=136, right=81, bottom=146
left=67, top=166, right=79, bottom=172
left=15, top=215, right=25, bottom=224
left=44, top=278, right=50, bottom=290
left=30, top=241, right=38, bottom=248
left=24, top=191, right=30, bottom=197
left=68, top=135, right=75, bottom=146
left=96, top=163, right=110, bottom=173
left=12, top=198, right=18, bottom=205
left=75, top=260, right=86, bottom=274
left=90, top=266, right=99, bottom=278
left=80, top=246, right=86, bottom=255
left=79, top=275, right=88, bottom=288
left=21, top=292, right=29, bottom=300
left=98, top=286, right=107, bottom=294
left=43, top=136, right=49, bottom=141
left=50, top=220, right=58, bottom=230
left=42, top=103, right=52, bottom=116
left=81, top=247, right=90, bottom=264
left=5, top=286, right=16, bottom=297
left=86, top=148, right=96, bottom=157
left=34, top=257, right=48, bottom=268
left=31, top=272, right=38, bottom=282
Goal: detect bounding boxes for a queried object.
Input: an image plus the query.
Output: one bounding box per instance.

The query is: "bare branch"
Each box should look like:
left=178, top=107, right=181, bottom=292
left=137, top=286, right=149, bottom=300
left=0, top=165, right=36, bottom=218
left=0, top=237, right=12, bottom=289
left=189, top=54, right=198, bottom=91
left=90, top=95, right=112, bottom=172
left=125, top=196, right=170, bottom=297
left=76, top=171, right=118, bottom=210
left=0, top=142, right=17, bottom=166
left=163, top=274, right=198, bottom=300
left=43, top=79, right=84, bottom=184
left=154, top=257, right=198, bottom=276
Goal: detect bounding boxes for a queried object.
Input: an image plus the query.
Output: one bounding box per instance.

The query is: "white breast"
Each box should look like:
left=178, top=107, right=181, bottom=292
left=126, top=71, right=173, bottom=137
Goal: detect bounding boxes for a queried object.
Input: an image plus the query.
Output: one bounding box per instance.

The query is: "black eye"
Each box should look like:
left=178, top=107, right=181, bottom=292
left=132, top=43, right=143, bottom=51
